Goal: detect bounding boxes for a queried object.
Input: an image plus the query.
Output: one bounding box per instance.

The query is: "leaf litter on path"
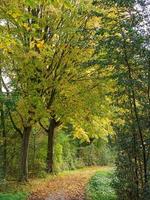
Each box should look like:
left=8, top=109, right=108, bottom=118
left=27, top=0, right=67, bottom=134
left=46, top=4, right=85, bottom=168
left=28, top=167, right=111, bottom=200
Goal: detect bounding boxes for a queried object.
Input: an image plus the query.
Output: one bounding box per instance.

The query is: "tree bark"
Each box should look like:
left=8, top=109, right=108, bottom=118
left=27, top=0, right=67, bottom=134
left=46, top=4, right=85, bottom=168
left=46, top=118, right=57, bottom=173
left=20, top=126, right=32, bottom=181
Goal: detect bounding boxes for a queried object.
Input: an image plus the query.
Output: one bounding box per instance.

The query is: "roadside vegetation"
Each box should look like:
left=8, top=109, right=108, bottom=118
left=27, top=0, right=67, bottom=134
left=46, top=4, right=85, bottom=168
left=86, top=170, right=116, bottom=200
left=0, top=193, right=28, bottom=200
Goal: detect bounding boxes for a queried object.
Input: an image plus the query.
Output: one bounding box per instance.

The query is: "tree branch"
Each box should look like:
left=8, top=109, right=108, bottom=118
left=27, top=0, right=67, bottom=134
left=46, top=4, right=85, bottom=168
left=9, top=111, right=23, bottom=138
left=39, top=121, right=48, bottom=132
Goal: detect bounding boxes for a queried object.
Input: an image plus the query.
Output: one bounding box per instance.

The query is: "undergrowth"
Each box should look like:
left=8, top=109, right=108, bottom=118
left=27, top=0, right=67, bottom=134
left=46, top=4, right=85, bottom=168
left=0, top=192, right=28, bottom=200
left=86, top=170, right=116, bottom=200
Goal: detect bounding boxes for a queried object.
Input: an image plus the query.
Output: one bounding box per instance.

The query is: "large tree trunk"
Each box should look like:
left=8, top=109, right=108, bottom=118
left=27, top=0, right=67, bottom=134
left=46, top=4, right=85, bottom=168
left=20, top=126, right=32, bottom=181
left=46, top=118, right=57, bottom=173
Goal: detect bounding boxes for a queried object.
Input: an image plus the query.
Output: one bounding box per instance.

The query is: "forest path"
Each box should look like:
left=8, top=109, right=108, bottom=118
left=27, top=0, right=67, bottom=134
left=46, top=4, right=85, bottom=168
left=28, top=166, right=111, bottom=200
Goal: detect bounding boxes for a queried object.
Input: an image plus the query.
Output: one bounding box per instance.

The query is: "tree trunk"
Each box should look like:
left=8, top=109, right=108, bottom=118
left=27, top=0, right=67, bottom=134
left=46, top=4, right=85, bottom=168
left=20, top=126, right=32, bottom=181
left=1, top=106, right=6, bottom=178
left=0, top=68, right=6, bottom=179
left=46, top=118, right=57, bottom=173
left=122, top=32, right=148, bottom=185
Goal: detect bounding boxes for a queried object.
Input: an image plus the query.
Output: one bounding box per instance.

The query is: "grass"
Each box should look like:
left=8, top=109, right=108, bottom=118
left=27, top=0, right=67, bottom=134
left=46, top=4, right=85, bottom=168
left=0, top=192, right=28, bottom=200
left=85, top=169, right=116, bottom=200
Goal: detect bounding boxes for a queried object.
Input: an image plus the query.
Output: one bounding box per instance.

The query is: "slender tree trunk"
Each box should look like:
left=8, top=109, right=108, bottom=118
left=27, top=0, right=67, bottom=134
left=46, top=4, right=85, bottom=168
left=122, top=32, right=148, bottom=185
left=0, top=68, right=6, bottom=179
left=128, top=69, right=147, bottom=185
left=128, top=92, right=139, bottom=199
left=20, top=126, right=32, bottom=181
left=46, top=118, right=57, bottom=173
left=1, top=106, right=6, bottom=178
left=33, top=133, right=36, bottom=168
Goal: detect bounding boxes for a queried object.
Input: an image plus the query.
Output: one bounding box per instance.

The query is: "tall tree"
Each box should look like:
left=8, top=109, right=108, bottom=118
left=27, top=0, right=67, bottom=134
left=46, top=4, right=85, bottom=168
left=92, top=0, right=150, bottom=199
left=0, top=0, right=115, bottom=179
left=0, top=60, right=7, bottom=180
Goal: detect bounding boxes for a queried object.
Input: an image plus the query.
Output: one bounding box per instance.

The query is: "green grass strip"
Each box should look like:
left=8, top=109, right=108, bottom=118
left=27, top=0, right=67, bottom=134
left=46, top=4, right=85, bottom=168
left=86, top=170, right=116, bottom=200
left=0, top=192, right=28, bottom=200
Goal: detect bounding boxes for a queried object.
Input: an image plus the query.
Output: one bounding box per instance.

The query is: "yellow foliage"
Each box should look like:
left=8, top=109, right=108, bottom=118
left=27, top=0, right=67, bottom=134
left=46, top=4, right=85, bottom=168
left=22, top=23, right=31, bottom=31
left=36, top=40, right=44, bottom=49
left=30, top=41, right=35, bottom=49
left=74, top=126, right=90, bottom=142
left=30, top=40, right=44, bottom=49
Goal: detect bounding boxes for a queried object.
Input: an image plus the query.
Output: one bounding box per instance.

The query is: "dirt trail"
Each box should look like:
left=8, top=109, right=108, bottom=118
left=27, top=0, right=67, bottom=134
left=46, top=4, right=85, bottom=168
left=28, top=167, right=109, bottom=200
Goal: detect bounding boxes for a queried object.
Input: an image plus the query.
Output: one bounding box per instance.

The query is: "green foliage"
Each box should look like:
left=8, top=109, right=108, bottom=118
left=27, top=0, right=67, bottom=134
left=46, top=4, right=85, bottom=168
left=91, top=1, right=150, bottom=199
left=28, top=133, right=47, bottom=177
left=86, top=171, right=116, bottom=200
left=53, top=127, right=115, bottom=173
left=0, top=192, right=28, bottom=200
left=53, top=143, right=63, bottom=172
left=79, top=139, right=116, bottom=166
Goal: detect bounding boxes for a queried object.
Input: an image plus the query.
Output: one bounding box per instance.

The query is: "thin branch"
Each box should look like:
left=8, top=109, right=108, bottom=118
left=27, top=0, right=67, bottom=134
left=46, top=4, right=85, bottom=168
left=9, top=111, right=23, bottom=138
left=39, top=121, right=48, bottom=132
left=2, top=77, right=23, bottom=137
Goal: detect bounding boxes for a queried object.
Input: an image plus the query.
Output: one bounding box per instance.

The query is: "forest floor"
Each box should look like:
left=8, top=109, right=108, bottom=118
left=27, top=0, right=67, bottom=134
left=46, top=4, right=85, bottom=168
left=28, top=166, right=112, bottom=200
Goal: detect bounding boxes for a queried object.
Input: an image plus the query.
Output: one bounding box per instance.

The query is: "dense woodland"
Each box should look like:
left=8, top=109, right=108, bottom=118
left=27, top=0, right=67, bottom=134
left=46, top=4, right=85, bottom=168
left=0, top=0, right=150, bottom=200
